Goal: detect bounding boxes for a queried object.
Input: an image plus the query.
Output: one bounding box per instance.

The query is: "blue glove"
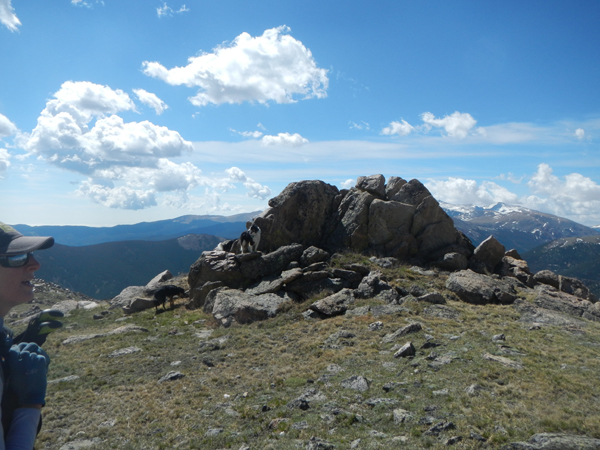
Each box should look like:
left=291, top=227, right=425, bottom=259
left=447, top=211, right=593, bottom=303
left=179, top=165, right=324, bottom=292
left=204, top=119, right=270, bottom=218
left=7, top=342, right=49, bottom=406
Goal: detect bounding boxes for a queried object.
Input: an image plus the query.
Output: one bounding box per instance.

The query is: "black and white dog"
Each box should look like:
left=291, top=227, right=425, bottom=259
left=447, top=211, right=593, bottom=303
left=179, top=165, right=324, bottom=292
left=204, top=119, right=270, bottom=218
left=215, top=239, right=237, bottom=252
left=240, top=224, right=261, bottom=253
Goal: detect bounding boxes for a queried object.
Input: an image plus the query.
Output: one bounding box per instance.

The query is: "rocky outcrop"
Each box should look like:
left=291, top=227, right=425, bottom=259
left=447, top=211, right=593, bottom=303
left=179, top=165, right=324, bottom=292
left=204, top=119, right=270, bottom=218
left=187, top=244, right=305, bottom=307
left=253, top=175, right=474, bottom=264
left=181, top=174, right=597, bottom=325
left=187, top=243, right=375, bottom=323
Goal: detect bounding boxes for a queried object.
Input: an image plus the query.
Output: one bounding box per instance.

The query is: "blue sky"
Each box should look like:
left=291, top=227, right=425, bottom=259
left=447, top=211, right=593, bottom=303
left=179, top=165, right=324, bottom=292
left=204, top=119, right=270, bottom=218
left=1, top=0, right=600, bottom=227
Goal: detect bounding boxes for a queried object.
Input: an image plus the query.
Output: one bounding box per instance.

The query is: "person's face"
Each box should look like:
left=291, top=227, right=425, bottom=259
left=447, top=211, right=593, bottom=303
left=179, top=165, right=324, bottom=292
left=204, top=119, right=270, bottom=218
left=0, top=253, right=41, bottom=317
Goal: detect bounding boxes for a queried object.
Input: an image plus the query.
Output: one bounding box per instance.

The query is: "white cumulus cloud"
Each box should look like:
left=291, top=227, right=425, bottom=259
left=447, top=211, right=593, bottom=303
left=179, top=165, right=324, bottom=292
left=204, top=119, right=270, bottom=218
left=76, top=159, right=205, bottom=210
left=381, top=120, right=414, bottom=136
left=421, top=111, right=477, bottom=139
left=0, top=113, right=17, bottom=138
left=22, top=81, right=192, bottom=174
left=226, top=166, right=271, bottom=199
left=18, top=81, right=202, bottom=210
left=142, top=26, right=328, bottom=107
left=226, top=166, right=247, bottom=182
left=340, top=179, right=355, bottom=189
left=133, top=89, right=169, bottom=115
left=524, top=163, right=600, bottom=224
left=575, top=128, right=585, bottom=141
left=77, top=181, right=158, bottom=210
left=0, top=148, right=11, bottom=177
left=0, top=0, right=20, bottom=31
left=426, top=177, right=519, bottom=206
left=261, top=132, right=308, bottom=147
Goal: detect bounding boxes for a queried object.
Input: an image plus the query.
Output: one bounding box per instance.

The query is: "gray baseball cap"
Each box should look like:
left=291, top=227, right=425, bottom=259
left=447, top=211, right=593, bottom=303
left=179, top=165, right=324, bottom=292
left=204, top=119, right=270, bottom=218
left=0, top=222, right=54, bottom=256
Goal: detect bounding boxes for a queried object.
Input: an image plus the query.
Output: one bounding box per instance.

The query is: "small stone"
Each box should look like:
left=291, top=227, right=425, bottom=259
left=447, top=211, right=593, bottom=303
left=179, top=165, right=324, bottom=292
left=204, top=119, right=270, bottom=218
left=425, top=421, right=456, bottom=435
left=108, top=346, right=141, bottom=357
left=445, top=436, right=462, bottom=445
left=393, top=408, right=414, bottom=424
left=205, top=428, right=223, bottom=436
left=393, top=342, right=416, bottom=358
left=369, top=321, right=384, bottom=331
left=158, top=371, right=185, bottom=383
left=341, top=375, right=370, bottom=391
left=465, top=384, right=483, bottom=396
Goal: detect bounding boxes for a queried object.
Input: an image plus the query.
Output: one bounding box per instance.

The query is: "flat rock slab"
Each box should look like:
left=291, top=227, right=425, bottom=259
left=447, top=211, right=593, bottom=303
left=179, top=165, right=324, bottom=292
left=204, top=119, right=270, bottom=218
left=483, top=352, right=523, bottom=370
left=62, top=325, right=148, bottom=345
left=514, top=299, right=587, bottom=328
left=500, top=433, right=600, bottom=450
left=108, top=346, right=142, bottom=357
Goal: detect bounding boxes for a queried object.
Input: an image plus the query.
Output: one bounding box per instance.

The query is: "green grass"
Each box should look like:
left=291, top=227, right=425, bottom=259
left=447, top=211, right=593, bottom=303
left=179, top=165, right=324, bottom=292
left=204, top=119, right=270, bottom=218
left=12, top=258, right=600, bottom=449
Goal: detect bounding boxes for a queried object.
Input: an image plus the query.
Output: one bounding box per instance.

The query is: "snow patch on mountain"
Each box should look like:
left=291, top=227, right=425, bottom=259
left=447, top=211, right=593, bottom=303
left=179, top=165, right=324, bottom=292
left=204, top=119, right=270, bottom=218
left=440, top=201, right=526, bottom=220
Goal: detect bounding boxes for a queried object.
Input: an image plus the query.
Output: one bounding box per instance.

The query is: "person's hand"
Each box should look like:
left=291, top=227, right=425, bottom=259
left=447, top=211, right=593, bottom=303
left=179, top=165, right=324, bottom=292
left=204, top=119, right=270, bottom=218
left=14, top=309, right=64, bottom=346
left=7, top=343, right=49, bottom=406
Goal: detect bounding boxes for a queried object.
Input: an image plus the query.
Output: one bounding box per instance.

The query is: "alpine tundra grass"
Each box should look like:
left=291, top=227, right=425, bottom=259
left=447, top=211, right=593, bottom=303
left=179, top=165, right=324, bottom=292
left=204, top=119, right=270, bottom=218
left=10, top=254, right=600, bottom=449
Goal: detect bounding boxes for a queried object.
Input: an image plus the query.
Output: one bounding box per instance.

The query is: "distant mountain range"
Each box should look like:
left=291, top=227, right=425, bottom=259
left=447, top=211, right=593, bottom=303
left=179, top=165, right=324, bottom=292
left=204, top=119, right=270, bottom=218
left=13, top=211, right=260, bottom=246
left=441, top=202, right=599, bottom=253
left=34, top=234, right=221, bottom=300
left=15, top=203, right=600, bottom=300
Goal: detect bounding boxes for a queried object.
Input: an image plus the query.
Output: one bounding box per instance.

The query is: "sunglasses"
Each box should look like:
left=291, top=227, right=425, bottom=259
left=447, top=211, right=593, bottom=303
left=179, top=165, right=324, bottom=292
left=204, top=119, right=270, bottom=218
left=0, top=252, right=33, bottom=268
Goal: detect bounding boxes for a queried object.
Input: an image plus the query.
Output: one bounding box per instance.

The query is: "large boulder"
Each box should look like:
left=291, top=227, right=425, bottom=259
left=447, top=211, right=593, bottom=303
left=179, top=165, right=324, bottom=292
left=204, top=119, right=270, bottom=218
left=446, top=270, right=524, bottom=305
left=533, top=285, right=600, bottom=321
left=326, top=189, right=375, bottom=252
left=385, top=176, right=407, bottom=199
left=111, top=271, right=183, bottom=313
left=560, top=276, right=596, bottom=302
left=309, top=288, right=356, bottom=318
left=389, top=179, right=431, bottom=206
left=205, top=289, right=292, bottom=327
left=253, top=180, right=340, bottom=253
left=367, top=200, right=414, bottom=249
left=356, top=174, right=385, bottom=198
left=533, top=270, right=560, bottom=289
left=469, top=235, right=506, bottom=274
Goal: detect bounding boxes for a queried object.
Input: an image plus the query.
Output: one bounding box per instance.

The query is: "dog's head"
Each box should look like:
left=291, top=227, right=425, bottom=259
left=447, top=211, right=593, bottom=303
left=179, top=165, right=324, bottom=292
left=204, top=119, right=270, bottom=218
left=249, top=224, right=260, bottom=235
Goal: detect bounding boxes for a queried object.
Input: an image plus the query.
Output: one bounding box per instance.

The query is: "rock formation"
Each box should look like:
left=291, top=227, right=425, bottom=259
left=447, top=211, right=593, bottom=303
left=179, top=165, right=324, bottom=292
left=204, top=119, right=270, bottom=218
left=253, top=174, right=474, bottom=263
left=110, top=174, right=597, bottom=329
left=176, top=175, right=597, bottom=327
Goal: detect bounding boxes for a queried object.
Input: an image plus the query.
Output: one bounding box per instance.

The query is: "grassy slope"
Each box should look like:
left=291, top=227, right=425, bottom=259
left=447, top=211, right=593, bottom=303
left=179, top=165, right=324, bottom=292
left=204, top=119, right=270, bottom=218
left=14, top=257, right=600, bottom=450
